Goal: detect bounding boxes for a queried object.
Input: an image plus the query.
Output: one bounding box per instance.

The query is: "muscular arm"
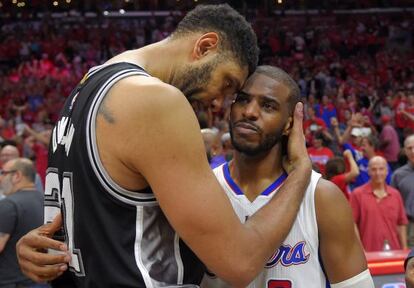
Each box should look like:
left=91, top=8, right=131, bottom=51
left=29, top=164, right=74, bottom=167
left=316, top=179, right=368, bottom=283
left=0, top=232, right=10, bottom=253
left=111, top=78, right=311, bottom=286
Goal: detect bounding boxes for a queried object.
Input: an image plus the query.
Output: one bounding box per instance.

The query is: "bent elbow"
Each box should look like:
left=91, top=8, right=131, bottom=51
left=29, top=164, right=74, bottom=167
left=220, top=260, right=259, bottom=287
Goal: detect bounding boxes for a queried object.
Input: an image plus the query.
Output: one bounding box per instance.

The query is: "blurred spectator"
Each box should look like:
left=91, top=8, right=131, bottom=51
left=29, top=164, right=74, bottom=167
left=201, top=128, right=226, bottom=169
left=0, top=144, right=43, bottom=193
left=325, top=149, right=360, bottom=200
left=334, top=113, right=364, bottom=161
left=303, top=106, right=329, bottom=144
left=379, top=114, right=401, bottom=170
left=0, top=158, right=47, bottom=287
left=350, top=156, right=408, bottom=252
left=221, top=132, right=233, bottom=161
left=307, top=132, right=334, bottom=176
left=402, top=94, right=414, bottom=132
left=392, top=134, right=414, bottom=246
left=314, top=95, right=337, bottom=128
left=353, top=134, right=393, bottom=190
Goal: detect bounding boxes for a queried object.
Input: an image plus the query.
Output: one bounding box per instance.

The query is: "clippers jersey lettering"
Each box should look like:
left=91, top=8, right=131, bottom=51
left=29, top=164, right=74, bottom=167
left=44, top=62, right=204, bottom=287
left=201, top=164, right=327, bottom=288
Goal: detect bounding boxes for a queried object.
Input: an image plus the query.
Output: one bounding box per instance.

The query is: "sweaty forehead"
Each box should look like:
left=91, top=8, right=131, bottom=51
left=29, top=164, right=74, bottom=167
left=242, top=73, right=290, bottom=100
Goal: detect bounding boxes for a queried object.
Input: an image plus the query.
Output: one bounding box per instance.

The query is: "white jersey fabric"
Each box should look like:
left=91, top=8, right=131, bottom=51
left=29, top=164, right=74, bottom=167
left=201, top=163, right=328, bottom=288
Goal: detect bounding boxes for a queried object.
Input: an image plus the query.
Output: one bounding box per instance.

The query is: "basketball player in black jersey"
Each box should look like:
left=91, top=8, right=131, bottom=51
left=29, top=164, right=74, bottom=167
left=16, top=4, right=312, bottom=287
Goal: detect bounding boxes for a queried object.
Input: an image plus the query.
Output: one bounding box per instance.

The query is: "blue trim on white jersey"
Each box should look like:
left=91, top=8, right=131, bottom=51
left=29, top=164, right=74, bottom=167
left=223, top=163, right=243, bottom=195
left=222, top=162, right=287, bottom=197
left=262, top=172, right=287, bottom=195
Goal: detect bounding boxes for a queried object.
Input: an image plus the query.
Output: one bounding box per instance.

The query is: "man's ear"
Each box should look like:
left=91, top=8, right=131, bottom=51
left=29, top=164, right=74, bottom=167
left=12, top=170, right=22, bottom=184
left=191, top=32, right=219, bottom=60
left=283, top=116, right=293, bottom=136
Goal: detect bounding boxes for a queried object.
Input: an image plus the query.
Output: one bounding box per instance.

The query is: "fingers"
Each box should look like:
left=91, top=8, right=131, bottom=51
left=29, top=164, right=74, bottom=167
left=291, top=102, right=304, bottom=134
left=16, top=224, right=70, bottom=283
left=286, top=102, right=311, bottom=171
left=43, top=213, right=63, bottom=236
left=18, top=228, right=67, bottom=252
left=17, top=237, right=70, bottom=265
left=19, top=257, right=67, bottom=283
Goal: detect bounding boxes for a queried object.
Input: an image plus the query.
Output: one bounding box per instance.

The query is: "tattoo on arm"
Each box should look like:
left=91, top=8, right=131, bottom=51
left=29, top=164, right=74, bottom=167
left=98, top=98, right=116, bottom=124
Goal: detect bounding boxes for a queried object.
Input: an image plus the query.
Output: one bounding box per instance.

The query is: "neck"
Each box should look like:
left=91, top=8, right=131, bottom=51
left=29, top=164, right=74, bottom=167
left=371, top=181, right=386, bottom=191
left=229, top=144, right=284, bottom=201
left=15, top=181, right=36, bottom=192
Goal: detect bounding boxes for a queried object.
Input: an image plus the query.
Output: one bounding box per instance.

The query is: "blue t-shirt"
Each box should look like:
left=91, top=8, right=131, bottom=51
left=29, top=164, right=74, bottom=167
left=351, top=157, right=393, bottom=190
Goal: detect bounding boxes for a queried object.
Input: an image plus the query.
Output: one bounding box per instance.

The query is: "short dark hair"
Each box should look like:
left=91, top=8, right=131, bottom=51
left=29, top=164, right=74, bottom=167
left=363, top=134, right=379, bottom=149
left=172, top=4, right=259, bottom=75
left=325, top=157, right=346, bottom=180
left=254, top=65, right=301, bottom=114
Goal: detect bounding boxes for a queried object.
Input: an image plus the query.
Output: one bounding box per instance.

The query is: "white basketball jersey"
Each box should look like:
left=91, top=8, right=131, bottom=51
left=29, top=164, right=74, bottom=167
left=201, top=163, right=328, bottom=288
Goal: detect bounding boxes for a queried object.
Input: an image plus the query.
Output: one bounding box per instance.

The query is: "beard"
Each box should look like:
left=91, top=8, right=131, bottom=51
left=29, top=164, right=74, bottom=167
left=0, top=178, right=13, bottom=196
left=229, top=120, right=285, bottom=156
left=173, top=59, right=218, bottom=102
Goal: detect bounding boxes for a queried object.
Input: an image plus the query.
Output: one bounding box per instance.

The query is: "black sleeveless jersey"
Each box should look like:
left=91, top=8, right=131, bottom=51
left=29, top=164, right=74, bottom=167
left=45, top=62, right=205, bottom=287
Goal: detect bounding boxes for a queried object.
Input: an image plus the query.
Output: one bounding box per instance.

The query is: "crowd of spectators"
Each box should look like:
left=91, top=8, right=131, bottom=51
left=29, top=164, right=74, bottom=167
left=0, top=9, right=414, bottom=253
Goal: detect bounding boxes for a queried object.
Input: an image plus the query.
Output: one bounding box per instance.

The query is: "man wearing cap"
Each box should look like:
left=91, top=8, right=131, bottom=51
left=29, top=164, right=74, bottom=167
left=379, top=114, right=401, bottom=171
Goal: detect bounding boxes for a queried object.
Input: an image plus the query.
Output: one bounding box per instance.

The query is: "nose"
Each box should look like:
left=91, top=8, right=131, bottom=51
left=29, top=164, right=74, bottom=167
left=243, top=100, right=259, bottom=120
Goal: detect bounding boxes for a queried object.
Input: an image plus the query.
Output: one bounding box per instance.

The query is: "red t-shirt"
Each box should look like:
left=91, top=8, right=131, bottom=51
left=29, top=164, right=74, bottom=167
left=307, top=147, right=334, bottom=176
left=405, top=106, right=414, bottom=130
left=350, top=183, right=408, bottom=252
left=303, top=117, right=327, bottom=133
left=330, top=174, right=349, bottom=200
left=32, top=142, right=48, bottom=186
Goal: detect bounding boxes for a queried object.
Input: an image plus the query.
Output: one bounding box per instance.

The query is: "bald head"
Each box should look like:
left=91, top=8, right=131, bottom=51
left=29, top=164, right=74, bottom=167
left=404, top=134, right=414, bottom=165
left=405, top=134, right=414, bottom=148
left=369, top=156, right=387, bottom=167
left=0, top=158, right=36, bottom=196
left=368, top=156, right=388, bottom=185
left=0, top=145, right=20, bottom=165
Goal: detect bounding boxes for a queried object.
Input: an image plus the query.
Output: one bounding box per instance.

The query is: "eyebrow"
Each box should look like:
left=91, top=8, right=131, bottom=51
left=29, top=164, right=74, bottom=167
left=262, top=94, right=280, bottom=105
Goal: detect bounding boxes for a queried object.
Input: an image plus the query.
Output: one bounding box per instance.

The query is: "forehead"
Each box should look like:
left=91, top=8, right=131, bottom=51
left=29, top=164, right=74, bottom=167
left=405, top=137, right=414, bottom=147
left=216, top=60, right=248, bottom=87
left=369, top=159, right=387, bottom=168
left=242, top=73, right=290, bottom=101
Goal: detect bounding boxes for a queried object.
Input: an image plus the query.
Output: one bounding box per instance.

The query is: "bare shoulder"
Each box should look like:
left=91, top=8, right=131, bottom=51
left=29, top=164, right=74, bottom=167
left=109, top=75, right=188, bottom=111
left=94, top=74, right=198, bottom=188
left=98, top=74, right=194, bottom=130
left=315, top=178, right=352, bottom=223
left=315, top=178, right=347, bottom=205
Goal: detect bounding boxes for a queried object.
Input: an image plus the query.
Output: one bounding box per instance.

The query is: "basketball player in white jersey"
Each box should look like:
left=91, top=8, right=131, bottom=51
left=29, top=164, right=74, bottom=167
left=202, top=66, right=374, bottom=288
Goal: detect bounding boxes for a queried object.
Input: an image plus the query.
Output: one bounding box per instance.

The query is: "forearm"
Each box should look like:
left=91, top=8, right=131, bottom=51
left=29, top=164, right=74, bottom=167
left=398, top=225, right=408, bottom=249
left=346, top=156, right=360, bottom=181
left=333, top=127, right=343, bottom=143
